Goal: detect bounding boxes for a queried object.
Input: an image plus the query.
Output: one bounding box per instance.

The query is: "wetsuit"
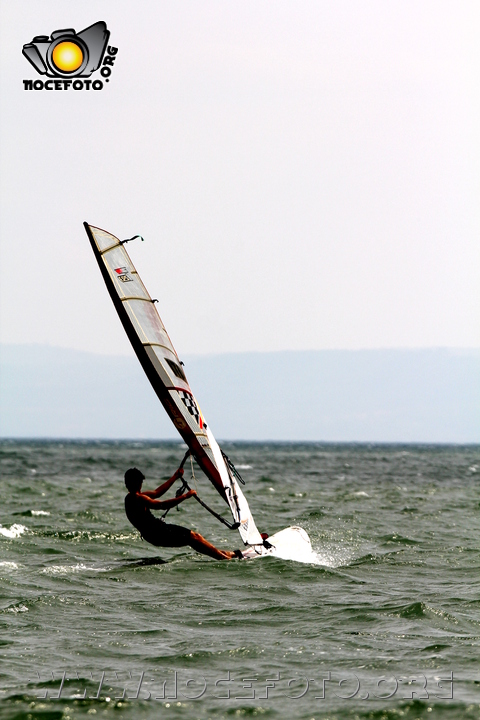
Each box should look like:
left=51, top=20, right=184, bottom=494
left=125, top=494, right=192, bottom=547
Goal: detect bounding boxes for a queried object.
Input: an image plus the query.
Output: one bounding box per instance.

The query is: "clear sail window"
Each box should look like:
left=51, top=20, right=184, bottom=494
left=166, top=358, right=187, bottom=382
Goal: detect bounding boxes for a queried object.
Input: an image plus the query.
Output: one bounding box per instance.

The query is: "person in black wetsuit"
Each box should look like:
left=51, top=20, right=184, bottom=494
left=124, top=467, right=238, bottom=560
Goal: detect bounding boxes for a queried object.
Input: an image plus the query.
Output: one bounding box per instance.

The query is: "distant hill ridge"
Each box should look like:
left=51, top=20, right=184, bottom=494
left=0, top=345, right=478, bottom=442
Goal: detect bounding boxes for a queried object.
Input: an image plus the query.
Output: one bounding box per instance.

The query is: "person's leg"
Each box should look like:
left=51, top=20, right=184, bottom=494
left=188, top=531, right=236, bottom=560
left=147, top=521, right=238, bottom=560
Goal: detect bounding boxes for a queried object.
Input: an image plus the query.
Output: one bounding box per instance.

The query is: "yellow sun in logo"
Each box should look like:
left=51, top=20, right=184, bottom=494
left=51, top=41, right=84, bottom=73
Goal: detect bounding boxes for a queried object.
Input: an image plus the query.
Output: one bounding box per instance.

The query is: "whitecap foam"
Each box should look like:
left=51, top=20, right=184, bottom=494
left=6, top=604, right=28, bottom=613
left=236, top=464, right=253, bottom=470
left=42, top=563, right=90, bottom=575
left=31, top=510, right=50, bottom=516
left=0, top=523, right=28, bottom=539
left=42, top=562, right=104, bottom=575
left=0, top=561, right=19, bottom=570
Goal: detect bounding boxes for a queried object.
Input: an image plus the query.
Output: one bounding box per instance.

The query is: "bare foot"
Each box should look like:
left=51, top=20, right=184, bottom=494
left=222, top=550, right=243, bottom=559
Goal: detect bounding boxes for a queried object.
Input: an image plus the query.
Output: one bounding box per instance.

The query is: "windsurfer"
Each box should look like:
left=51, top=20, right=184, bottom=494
left=124, top=467, right=239, bottom=560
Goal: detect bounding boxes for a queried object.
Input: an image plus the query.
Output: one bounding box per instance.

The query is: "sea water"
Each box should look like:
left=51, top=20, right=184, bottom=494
left=0, top=440, right=479, bottom=719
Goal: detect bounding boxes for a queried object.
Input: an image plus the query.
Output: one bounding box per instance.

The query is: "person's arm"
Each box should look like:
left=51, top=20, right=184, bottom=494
left=139, top=488, right=196, bottom=510
left=142, top=468, right=184, bottom=499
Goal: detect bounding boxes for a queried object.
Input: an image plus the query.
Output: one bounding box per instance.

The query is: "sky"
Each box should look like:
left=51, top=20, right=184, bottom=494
left=0, top=0, right=479, bottom=356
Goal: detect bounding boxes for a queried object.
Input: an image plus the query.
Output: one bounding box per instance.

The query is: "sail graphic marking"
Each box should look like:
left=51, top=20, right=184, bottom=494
left=178, top=391, right=203, bottom=428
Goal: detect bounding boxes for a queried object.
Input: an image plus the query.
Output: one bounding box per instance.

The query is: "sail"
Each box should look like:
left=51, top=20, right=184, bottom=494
left=84, top=223, right=263, bottom=546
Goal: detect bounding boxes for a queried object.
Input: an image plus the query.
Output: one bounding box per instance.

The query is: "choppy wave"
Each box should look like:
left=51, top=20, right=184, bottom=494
left=0, top=561, right=19, bottom=571
left=314, top=545, right=358, bottom=568
left=42, top=562, right=105, bottom=575
left=0, top=523, right=27, bottom=538
left=1, top=441, right=479, bottom=720
left=37, top=529, right=135, bottom=542
left=4, top=602, right=28, bottom=614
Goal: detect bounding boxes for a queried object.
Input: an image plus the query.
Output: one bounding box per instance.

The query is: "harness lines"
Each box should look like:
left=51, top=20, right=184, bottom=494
left=162, top=451, right=240, bottom=530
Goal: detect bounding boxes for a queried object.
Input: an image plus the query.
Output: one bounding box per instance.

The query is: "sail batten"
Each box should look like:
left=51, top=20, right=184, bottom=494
left=85, top=222, right=263, bottom=546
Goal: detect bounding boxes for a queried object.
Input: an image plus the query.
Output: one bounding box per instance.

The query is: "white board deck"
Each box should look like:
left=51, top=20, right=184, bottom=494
left=240, top=526, right=317, bottom=563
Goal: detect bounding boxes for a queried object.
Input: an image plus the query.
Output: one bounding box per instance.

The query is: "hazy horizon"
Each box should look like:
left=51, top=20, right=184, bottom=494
left=1, top=344, right=478, bottom=443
